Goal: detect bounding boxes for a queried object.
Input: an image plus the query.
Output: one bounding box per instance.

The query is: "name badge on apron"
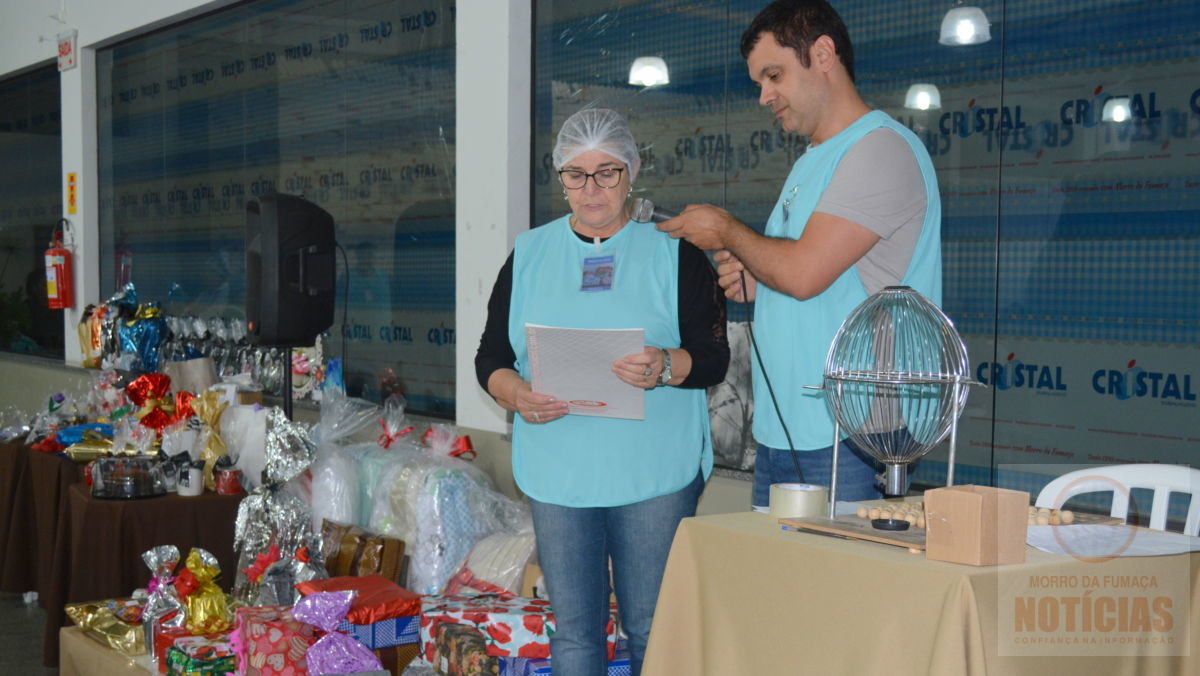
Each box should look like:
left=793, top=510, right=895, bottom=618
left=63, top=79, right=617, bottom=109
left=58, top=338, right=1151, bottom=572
left=581, top=255, right=614, bottom=292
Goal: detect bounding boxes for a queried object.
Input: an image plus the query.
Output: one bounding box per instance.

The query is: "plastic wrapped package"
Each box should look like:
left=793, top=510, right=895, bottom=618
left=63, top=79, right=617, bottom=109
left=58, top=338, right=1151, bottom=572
left=356, top=440, right=420, bottom=528
left=110, top=417, right=156, bottom=456
left=160, top=418, right=198, bottom=462
left=222, top=402, right=268, bottom=489
left=365, top=449, right=425, bottom=545
left=352, top=395, right=419, bottom=528
left=313, top=388, right=379, bottom=448
left=26, top=392, right=70, bottom=445
left=0, top=404, right=32, bottom=442
left=85, top=370, right=129, bottom=422
left=376, top=394, right=412, bottom=448
left=442, top=532, right=537, bottom=597
left=310, top=445, right=364, bottom=529
left=309, top=390, right=380, bottom=530
left=369, top=447, right=532, bottom=595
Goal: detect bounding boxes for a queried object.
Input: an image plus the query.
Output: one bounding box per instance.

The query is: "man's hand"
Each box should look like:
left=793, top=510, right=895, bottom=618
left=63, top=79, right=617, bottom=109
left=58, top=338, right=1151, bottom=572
left=656, top=204, right=741, bottom=251
left=715, top=250, right=757, bottom=302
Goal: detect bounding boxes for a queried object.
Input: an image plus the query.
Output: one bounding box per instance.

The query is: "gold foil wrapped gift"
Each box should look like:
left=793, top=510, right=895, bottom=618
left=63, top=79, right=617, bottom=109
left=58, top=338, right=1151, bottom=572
left=64, top=430, right=115, bottom=463
left=174, top=548, right=232, bottom=634
left=64, top=598, right=147, bottom=656
left=191, top=390, right=229, bottom=491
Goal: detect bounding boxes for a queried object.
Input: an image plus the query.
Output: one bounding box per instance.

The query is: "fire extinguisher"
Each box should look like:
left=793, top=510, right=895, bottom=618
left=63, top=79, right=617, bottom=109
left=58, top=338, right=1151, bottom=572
left=45, top=218, right=74, bottom=310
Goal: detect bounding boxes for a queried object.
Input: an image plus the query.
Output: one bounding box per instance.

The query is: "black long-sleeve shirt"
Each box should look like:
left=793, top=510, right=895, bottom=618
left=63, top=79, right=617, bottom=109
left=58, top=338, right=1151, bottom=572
left=475, top=231, right=729, bottom=392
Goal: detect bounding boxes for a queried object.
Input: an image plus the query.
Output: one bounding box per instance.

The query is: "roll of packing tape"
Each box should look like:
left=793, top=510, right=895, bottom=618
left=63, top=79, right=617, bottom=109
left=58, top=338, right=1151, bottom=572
left=769, top=483, right=829, bottom=518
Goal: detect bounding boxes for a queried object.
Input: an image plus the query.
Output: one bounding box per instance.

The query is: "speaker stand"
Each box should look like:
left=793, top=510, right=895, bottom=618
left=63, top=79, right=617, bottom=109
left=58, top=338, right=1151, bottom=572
left=281, top=348, right=294, bottom=420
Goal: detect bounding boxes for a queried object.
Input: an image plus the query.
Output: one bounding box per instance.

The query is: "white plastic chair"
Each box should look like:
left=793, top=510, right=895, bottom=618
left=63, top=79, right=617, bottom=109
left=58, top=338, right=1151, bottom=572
left=1034, top=464, right=1200, bottom=535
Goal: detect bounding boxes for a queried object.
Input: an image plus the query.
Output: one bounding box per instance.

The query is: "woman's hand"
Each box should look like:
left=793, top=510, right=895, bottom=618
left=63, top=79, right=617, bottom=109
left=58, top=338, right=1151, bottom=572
left=613, top=346, right=665, bottom=390
left=513, top=380, right=569, bottom=424
left=487, top=369, right=568, bottom=424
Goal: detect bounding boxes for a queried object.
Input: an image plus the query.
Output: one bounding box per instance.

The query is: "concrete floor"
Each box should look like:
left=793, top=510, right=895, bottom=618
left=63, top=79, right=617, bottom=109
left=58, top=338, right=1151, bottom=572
left=0, top=592, right=58, bottom=675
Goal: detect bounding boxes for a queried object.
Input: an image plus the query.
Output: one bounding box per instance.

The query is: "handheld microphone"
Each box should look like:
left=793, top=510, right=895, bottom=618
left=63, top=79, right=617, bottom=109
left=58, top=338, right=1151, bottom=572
left=630, top=197, right=679, bottom=223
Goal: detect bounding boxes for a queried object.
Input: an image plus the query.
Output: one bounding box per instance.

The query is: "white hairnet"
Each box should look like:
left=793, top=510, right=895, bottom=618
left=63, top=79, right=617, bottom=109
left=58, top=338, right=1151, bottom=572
left=552, top=108, right=642, bottom=181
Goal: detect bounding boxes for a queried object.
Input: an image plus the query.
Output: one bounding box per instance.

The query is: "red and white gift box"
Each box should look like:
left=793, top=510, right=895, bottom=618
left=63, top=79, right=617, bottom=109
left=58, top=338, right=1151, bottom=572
left=230, top=605, right=318, bottom=676
left=419, top=594, right=618, bottom=664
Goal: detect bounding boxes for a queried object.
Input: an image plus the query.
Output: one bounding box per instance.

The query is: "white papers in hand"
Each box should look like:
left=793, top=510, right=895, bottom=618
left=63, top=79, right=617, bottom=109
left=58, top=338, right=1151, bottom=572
left=525, top=324, right=644, bottom=420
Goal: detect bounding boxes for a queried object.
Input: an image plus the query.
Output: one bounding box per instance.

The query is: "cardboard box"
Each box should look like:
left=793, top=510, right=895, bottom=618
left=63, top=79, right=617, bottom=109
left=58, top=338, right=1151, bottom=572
left=320, top=520, right=406, bottom=582
left=520, top=562, right=542, bottom=599
left=373, top=643, right=421, bottom=675
left=924, top=485, right=1029, bottom=565
left=236, top=388, right=264, bottom=406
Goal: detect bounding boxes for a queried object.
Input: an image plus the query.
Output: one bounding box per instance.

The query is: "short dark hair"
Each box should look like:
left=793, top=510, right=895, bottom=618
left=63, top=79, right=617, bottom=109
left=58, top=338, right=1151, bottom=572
left=740, top=0, right=856, bottom=82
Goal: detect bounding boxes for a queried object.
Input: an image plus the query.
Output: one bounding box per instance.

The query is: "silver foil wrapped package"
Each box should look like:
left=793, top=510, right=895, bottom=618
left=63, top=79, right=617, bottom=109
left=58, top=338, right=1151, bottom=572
left=258, top=552, right=329, bottom=607
left=263, top=406, right=316, bottom=485
left=231, top=406, right=321, bottom=604
left=141, top=545, right=185, bottom=671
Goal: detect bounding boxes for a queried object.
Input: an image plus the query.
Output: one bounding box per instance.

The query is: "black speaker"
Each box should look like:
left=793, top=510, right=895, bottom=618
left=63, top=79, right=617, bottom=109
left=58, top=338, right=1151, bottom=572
left=245, top=193, right=336, bottom=347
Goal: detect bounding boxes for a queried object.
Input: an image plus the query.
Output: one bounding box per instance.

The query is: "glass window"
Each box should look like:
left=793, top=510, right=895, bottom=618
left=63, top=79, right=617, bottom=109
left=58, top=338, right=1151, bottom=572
left=97, top=0, right=456, bottom=415
left=533, top=0, right=1200, bottom=492
left=0, top=65, right=63, bottom=358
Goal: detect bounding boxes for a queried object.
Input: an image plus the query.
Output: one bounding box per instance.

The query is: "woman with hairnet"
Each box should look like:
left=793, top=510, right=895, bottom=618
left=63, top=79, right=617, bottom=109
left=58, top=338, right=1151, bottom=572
left=475, top=107, right=728, bottom=675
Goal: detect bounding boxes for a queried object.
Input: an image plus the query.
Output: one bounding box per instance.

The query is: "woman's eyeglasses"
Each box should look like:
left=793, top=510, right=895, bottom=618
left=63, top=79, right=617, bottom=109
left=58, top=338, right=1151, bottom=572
left=558, top=167, right=625, bottom=190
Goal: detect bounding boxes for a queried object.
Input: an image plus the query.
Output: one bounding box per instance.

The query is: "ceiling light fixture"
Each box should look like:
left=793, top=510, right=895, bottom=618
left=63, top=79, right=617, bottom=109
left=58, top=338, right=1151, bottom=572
left=1101, top=97, right=1131, bottom=122
left=904, top=83, right=943, bottom=111
left=939, top=4, right=991, bottom=46
left=628, top=56, right=669, bottom=87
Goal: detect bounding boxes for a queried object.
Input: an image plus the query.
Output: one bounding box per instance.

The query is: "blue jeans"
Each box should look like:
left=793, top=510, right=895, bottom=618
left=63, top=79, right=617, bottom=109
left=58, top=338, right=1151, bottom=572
left=529, top=472, right=704, bottom=676
left=752, top=441, right=883, bottom=508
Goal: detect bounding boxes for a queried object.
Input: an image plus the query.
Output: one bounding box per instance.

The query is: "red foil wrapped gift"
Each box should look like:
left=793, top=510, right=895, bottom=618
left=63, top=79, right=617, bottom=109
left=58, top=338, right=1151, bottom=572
left=126, top=374, right=176, bottom=432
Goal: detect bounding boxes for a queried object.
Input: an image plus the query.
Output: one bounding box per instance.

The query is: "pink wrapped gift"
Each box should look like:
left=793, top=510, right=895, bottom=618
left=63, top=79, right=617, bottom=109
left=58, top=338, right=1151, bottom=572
left=419, top=594, right=617, bottom=662
left=230, top=605, right=318, bottom=676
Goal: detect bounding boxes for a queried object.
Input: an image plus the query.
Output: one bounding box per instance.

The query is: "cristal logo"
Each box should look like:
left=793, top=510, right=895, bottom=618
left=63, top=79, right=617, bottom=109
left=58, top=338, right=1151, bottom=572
left=976, top=353, right=1067, bottom=392
left=1091, top=359, right=1196, bottom=401
left=938, top=98, right=1026, bottom=139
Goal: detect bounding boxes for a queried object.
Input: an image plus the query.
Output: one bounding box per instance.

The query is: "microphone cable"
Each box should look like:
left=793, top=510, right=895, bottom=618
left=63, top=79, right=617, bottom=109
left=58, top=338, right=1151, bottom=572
left=738, top=269, right=806, bottom=485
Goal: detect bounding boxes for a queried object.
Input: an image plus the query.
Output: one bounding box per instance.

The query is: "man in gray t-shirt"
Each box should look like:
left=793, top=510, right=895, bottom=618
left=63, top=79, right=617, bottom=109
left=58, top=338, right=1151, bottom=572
left=819, top=128, right=927, bottom=295
left=658, top=0, right=941, bottom=507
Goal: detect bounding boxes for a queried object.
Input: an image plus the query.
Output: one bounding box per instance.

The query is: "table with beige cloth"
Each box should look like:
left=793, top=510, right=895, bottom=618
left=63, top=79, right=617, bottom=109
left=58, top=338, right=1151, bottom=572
left=59, top=626, right=151, bottom=676
left=643, top=511, right=1200, bottom=676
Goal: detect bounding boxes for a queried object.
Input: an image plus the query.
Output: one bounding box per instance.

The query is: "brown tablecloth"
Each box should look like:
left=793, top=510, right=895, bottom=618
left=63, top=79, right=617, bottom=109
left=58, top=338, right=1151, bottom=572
left=43, top=482, right=242, bottom=666
left=643, top=511, right=1200, bottom=676
left=0, top=440, right=86, bottom=594
left=0, top=438, right=33, bottom=591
